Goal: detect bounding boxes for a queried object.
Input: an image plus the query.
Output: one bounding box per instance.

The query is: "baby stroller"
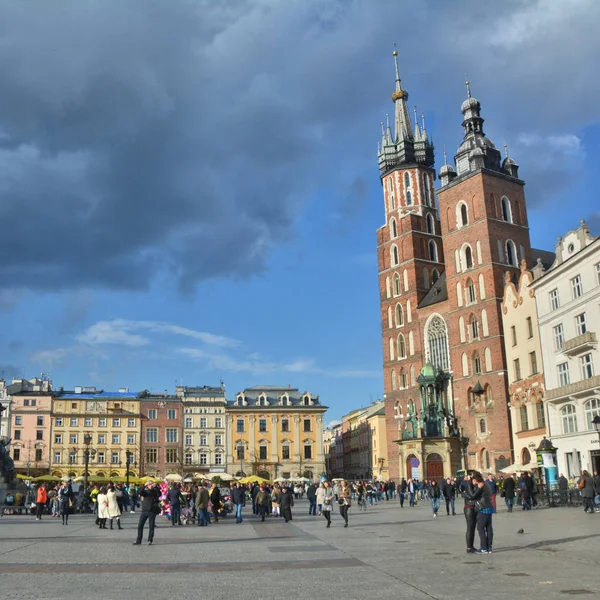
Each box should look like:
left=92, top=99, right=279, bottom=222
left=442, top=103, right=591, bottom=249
left=181, top=506, right=195, bottom=525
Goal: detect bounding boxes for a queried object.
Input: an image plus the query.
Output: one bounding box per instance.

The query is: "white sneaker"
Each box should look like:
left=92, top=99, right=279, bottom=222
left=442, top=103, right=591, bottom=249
left=433, top=513, right=437, bottom=518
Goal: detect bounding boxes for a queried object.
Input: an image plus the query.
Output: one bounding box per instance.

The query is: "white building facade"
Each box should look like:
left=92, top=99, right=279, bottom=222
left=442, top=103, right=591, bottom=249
left=532, top=221, right=600, bottom=476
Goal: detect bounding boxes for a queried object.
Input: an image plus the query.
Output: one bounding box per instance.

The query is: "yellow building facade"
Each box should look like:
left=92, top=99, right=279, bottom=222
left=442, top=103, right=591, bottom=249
left=226, top=386, right=327, bottom=481
left=51, top=388, right=142, bottom=478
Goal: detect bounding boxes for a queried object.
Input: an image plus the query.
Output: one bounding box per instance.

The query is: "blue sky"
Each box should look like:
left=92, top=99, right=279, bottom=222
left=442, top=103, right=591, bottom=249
left=0, top=1, right=599, bottom=422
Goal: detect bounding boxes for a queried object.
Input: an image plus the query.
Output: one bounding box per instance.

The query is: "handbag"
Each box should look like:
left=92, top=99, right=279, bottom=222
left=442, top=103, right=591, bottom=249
left=337, top=498, right=345, bottom=506
left=500, top=490, right=505, bottom=498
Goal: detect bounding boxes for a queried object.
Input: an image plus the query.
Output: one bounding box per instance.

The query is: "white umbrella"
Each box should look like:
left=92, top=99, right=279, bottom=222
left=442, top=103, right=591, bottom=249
left=572, top=449, right=581, bottom=476
left=165, top=473, right=182, bottom=482
left=274, top=477, right=289, bottom=483
left=209, top=472, right=235, bottom=481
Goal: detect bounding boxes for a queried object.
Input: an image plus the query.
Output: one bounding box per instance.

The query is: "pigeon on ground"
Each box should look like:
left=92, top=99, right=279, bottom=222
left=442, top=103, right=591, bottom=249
left=517, top=528, right=524, bottom=534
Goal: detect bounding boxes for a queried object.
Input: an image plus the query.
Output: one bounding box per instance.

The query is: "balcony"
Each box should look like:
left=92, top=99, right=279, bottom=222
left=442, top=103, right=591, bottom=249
left=563, top=331, right=597, bottom=356
left=546, top=374, right=600, bottom=401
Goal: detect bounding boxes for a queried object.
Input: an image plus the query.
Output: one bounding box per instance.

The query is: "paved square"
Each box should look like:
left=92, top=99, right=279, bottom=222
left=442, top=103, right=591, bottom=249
left=0, top=500, right=599, bottom=599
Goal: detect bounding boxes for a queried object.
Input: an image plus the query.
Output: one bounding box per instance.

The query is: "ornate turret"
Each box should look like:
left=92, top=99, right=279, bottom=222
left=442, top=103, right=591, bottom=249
left=439, top=150, right=456, bottom=186
left=377, top=47, right=434, bottom=177
left=451, top=80, right=503, bottom=179
left=502, top=143, right=520, bottom=178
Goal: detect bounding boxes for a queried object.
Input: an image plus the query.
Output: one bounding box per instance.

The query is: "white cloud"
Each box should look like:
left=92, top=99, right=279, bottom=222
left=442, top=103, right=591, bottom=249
left=76, top=319, right=239, bottom=349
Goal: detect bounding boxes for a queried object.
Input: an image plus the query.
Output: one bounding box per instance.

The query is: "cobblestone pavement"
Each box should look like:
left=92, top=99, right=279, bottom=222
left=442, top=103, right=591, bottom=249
left=0, top=499, right=599, bottom=599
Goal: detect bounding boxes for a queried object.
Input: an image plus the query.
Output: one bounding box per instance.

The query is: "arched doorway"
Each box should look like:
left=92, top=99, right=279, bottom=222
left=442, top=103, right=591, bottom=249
left=406, top=454, right=419, bottom=480
left=426, top=453, right=444, bottom=479
left=257, top=470, right=270, bottom=480
left=521, top=447, right=531, bottom=466
left=52, top=471, right=62, bottom=477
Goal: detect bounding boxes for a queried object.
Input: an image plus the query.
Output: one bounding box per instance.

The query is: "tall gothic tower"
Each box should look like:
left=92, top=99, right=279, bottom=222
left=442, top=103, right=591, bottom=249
left=436, top=82, right=532, bottom=473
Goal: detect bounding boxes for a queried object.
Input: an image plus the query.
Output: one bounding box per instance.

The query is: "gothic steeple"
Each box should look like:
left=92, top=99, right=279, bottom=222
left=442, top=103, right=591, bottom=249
left=377, top=47, right=434, bottom=177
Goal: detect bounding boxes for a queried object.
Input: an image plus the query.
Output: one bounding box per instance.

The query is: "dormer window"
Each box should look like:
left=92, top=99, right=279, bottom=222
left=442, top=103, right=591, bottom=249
left=236, top=395, right=245, bottom=406
left=280, top=394, right=290, bottom=406
left=303, top=394, right=311, bottom=406
left=259, top=394, right=267, bottom=407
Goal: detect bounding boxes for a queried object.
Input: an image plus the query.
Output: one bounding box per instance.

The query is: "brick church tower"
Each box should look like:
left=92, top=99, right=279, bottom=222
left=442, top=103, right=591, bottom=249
left=377, top=56, right=533, bottom=481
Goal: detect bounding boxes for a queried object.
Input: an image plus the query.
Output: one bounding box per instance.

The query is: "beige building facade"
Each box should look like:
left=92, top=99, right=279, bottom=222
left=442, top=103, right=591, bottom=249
left=501, top=261, right=549, bottom=469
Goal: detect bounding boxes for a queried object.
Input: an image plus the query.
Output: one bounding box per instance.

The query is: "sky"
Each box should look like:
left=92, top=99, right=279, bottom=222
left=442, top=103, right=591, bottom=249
left=0, top=0, right=599, bottom=423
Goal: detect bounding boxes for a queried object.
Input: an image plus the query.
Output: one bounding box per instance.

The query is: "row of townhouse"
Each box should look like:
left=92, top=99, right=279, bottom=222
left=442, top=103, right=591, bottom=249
left=1, top=382, right=327, bottom=481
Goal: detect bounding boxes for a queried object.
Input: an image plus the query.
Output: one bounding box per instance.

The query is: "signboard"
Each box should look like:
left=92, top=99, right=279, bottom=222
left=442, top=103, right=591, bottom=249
left=411, top=467, right=421, bottom=480
left=410, top=457, right=420, bottom=468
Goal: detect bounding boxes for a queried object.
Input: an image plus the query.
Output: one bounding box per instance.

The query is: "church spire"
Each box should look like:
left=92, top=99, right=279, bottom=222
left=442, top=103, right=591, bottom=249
left=392, top=45, right=413, bottom=141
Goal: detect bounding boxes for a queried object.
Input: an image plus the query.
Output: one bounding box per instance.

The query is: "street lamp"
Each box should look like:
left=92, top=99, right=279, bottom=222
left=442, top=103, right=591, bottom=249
left=592, top=415, right=600, bottom=441
left=125, top=450, right=132, bottom=488
left=83, top=433, right=93, bottom=512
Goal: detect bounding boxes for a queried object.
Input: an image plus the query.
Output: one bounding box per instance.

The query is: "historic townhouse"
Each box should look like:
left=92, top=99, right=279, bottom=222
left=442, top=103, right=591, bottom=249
left=139, top=392, right=183, bottom=478
left=501, top=261, right=551, bottom=470
left=226, top=386, right=327, bottom=481
left=377, top=51, right=550, bottom=479
left=9, top=378, right=53, bottom=476
left=177, top=385, right=227, bottom=476
left=51, top=387, right=142, bottom=478
left=531, top=222, right=600, bottom=476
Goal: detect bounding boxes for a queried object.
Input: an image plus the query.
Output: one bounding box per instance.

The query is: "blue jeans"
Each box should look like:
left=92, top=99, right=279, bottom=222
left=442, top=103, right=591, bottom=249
left=409, top=492, right=415, bottom=506
left=430, top=498, right=440, bottom=514
left=309, top=499, right=317, bottom=515
left=235, top=503, right=243, bottom=522
left=445, top=497, right=455, bottom=514
left=199, top=508, right=209, bottom=525
left=505, top=497, right=513, bottom=512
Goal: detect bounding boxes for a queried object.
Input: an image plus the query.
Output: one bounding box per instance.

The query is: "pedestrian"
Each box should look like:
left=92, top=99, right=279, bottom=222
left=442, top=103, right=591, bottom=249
left=557, top=473, right=569, bottom=506
left=58, top=480, right=72, bottom=525
left=128, top=484, right=138, bottom=513
left=251, top=483, right=260, bottom=515
left=443, top=478, right=456, bottom=515
left=322, top=481, right=334, bottom=528
left=462, top=474, right=477, bottom=554
left=428, top=480, right=441, bottom=518
left=471, top=471, right=495, bottom=554
left=97, top=487, right=109, bottom=529
left=271, top=485, right=281, bottom=518
left=578, top=470, right=596, bottom=514
left=255, top=485, right=270, bottom=522
left=316, top=482, right=325, bottom=515
left=35, top=483, right=47, bottom=521
left=502, top=475, right=516, bottom=512
left=281, top=486, right=294, bottom=522
left=133, top=481, right=160, bottom=545
left=486, top=474, right=498, bottom=510
left=168, top=483, right=184, bottom=526
left=107, top=484, right=123, bottom=530
left=398, top=478, right=407, bottom=508
left=338, top=480, right=351, bottom=528
left=307, top=482, right=317, bottom=516
left=408, top=479, right=416, bottom=507
left=209, top=481, right=222, bottom=523
left=195, top=482, right=210, bottom=526
left=231, top=482, right=246, bottom=523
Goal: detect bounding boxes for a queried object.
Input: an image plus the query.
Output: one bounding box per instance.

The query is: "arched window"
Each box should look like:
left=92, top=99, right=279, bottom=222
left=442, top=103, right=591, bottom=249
left=400, top=368, right=408, bottom=389
left=406, top=190, right=412, bottom=206
left=391, top=245, right=399, bottom=266
left=521, top=447, right=531, bottom=466
left=462, top=353, right=469, bottom=376
left=479, top=419, right=486, bottom=434
left=481, top=309, right=489, bottom=337
left=406, top=300, right=412, bottom=322
left=484, top=347, right=492, bottom=372
left=459, top=316, right=466, bottom=343
left=584, top=398, right=600, bottom=430
left=478, top=273, right=486, bottom=299
left=483, top=449, right=490, bottom=470
left=391, top=370, right=397, bottom=391
left=423, top=173, right=431, bottom=206
left=426, top=213, right=434, bottom=234
left=409, top=331, right=414, bottom=355
left=404, top=172, right=411, bottom=188
left=403, top=270, right=409, bottom=291
left=387, top=307, right=392, bottom=329
left=464, top=245, right=473, bottom=270
left=473, top=352, right=482, bottom=375
left=390, top=218, right=398, bottom=238
left=461, top=203, right=468, bottom=226
left=431, top=269, right=439, bottom=284
left=457, top=282, right=463, bottom=307
left=501, top=196, right=512, bottom=223
left=506, top=240, right=517, bottom=266
left=389, top=338, right=395, bottom=361
left=425, top=315, right=450, bottom=371
left=466, top=278, right=476, bottom=304
left=393, top=274, right=401, bottom=296
left=395, top=303, right=404, bottom=327
left=470, top=315, right=479, bottom=341
left=428, top=240, right=438, bottom=262
left=561, top=404, right=578, bottom=434
left=397, top=334, right=406, bottom=359
left=408, top=399, right=416, bottom=415
left=389, top=193, right=395, bottom=210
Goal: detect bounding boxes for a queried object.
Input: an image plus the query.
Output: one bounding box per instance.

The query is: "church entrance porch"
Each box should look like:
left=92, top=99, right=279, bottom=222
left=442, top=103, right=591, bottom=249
left=426, top=453, right=444, bottom=479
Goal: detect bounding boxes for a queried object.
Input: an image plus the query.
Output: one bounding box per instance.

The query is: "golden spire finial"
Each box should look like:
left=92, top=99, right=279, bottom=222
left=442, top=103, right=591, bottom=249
left=465, top=75, right=472, bottom=98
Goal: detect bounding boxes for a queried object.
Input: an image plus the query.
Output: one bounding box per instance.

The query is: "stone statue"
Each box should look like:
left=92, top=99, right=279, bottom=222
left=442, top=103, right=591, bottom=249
left=0, top=438, right=16, bottom=484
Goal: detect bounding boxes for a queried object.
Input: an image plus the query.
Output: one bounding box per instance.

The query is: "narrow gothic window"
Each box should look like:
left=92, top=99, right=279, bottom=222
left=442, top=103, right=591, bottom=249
left=426, top=315, right=450, bottom=371
left=426, top=213, right=434, bottom=234
left=392, top=245, right=399, bottom=266
left=506, top=240, right=517, bottom=266
left=464, top=246, right=473, bottom=269
left=393, top=274, right=401, bottom=296
left=395, top=303, right=404, bottom=327
left=391, top=219, right=397, bottom=238
left=473, top=353, right=482, bottom=375
left=501, top=196, right=512, bottom=223
left=397, top=334, right=406, bottom=358
left=461, top=203, right=468, bottom=226
left=406, top=190, right=412, bottom=205
left=428, top=240, right=438, bottom=262
left=423, top=174, right=431, bottom=207
left=404, top=172, right=411, bottom=188
left=466, top=278, right=476, bottom=304
left=391, top=370, right=397, bottom=390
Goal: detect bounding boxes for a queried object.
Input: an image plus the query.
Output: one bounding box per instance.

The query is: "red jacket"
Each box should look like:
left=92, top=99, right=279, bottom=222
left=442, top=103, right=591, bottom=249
left=37, top=487, right=47, bottom=503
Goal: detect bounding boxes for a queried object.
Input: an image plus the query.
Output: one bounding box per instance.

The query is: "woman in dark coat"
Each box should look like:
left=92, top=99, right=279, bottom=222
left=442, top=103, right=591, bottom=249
left=579, top=471, right=596, bottom=514
left=502, top=476, right=516, bottom=513
left=280, top=487, right=294, bottom=523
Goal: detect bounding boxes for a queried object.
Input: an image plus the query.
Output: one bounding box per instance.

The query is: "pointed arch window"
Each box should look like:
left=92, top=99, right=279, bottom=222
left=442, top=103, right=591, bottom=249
left=423, top=174, right=431, bottom=207
left=461, top=203, right=468, bottom=226
left=470, top=315, right=480, bottom=341
left=466, top=278, right=476, bottom=304
left=390, top=218, right=398, bottom=238
left=395, top=303, right=404, bottom=327
left=426, top=315, right=450, bottom=371
left=406, top=190, right=412, bottom=206
left=400, top=368, right=407, bottom=389
left=501, top=196, right=512, bottom=223
left=408, top=399, right=416, bottom=415
left=464, top=245, right=473, bottom=270
left=426, top=213, right=434, bottom=234
left=397, top=334, right=406, bottom=359
left=391, top=245, right=399, bottom=266
left=506, top=240, right=517, bottom=266
left=473, top=352, right=482, bottom=375
left=404, top=172, right=411, bottom=188
left=393, top=274, right=401, bottom=296
left=428, top=240, right=438, bottom=262
left=431, top=269, right=439, bottom=284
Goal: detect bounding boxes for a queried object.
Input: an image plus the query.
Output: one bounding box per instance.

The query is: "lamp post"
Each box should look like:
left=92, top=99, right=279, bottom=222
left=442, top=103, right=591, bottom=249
left=83, top=433, right=93, bottom=512
left=125, top=450, right=132, bottom=488
left=593, top=415, right=600, bottom=442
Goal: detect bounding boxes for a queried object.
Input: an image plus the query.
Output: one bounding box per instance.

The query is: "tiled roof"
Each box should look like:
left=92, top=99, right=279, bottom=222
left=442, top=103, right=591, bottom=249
left=229, top=386, right=324, bottom=408
left=418, top=271, right=448, bottom=309
left=56, top=391, right=141, bottom=399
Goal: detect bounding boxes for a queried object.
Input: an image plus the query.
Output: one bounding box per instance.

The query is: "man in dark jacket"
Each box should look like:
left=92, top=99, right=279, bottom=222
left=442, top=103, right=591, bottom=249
left=443, top=478, right=456, bottom=516
left=209, top=482, right=222, bottom=522
left=167, top=484, right=184, bottom=526
left=280, top=486, right=294, bottom=523
left=306, top=483, right=317, bottom=516
left=558, top=473, right=569, bottom=505
left=579, top=471, right=596, bottom=513
left=251, top=483, right=261, bottom=515
left=502, top=475, right=516, bottom=512
left=195, top=483, right=210, bottom=526
left=133, top=482, right=160, bottom=546
left=231, top=483, right=246, bottom=523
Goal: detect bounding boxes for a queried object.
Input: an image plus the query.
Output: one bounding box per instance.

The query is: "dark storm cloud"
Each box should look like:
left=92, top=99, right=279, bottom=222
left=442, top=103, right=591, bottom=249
left=0, top=1, right=597, bottom=293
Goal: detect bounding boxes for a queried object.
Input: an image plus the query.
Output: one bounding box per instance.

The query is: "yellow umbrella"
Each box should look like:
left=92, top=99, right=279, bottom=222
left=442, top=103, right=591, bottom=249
left=16, top=474, right=34, bottom=481
left=239, top=475, right=271, bottom=485
left=140, top=476, right=162, bottom=483
left=32, top=475, right=61, bottom=482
